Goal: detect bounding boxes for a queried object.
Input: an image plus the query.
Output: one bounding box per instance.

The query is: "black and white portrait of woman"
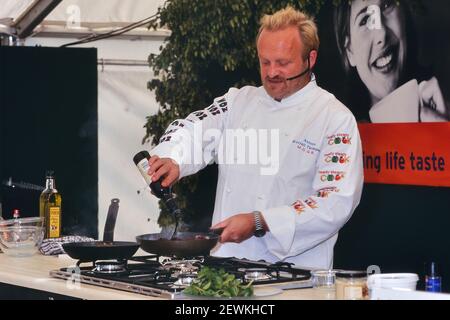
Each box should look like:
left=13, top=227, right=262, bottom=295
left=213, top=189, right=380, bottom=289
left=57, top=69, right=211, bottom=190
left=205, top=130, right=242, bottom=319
left=334, top=0, right=449, bottom=123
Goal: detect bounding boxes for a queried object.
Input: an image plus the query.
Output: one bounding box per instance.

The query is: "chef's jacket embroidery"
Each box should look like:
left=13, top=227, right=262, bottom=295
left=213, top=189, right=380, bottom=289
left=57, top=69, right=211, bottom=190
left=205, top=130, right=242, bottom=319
left=317, top=187, right=340, bottom=198
left=324, top=152, right=350, bottom=164
left=151, top=76, right=364, bottom=269
left=305, top=197, right=319, bottom=209
left=292, top=200, right=307, bottom=214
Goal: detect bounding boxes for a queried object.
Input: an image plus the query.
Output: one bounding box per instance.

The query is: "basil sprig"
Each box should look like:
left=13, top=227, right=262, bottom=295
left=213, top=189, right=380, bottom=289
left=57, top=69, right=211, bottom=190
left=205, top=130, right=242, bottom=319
left=183, top=266, right=253, bottom=297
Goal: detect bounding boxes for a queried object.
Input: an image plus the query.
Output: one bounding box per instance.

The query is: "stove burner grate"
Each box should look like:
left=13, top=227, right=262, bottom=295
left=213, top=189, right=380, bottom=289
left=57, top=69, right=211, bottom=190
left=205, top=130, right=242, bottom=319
left=93, top=260, right=128, bottom=275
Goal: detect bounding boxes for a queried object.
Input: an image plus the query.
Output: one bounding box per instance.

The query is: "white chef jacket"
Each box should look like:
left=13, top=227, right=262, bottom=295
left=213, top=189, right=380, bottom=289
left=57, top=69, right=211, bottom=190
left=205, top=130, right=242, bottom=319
left=150, top=76, right=364, bottom=269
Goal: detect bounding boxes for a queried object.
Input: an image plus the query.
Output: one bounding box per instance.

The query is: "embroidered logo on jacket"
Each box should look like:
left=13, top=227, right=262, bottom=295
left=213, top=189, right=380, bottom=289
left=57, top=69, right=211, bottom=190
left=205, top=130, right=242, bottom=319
left=317, top=186, right=340, bottom=198
left=159, top=96, right=229, bottom=143
left=292, top=197, right=319, bottom=214
left=319, top=170, right=346, bottom=182
left=324, top=152, right=350, bottom=164
left=305, top=197, right=319, bottom=209
left=327, top=133, right=352, bottom=145
left=292, top=138, right=320, bottom=155
left=292, top=200, right=307, bottom=214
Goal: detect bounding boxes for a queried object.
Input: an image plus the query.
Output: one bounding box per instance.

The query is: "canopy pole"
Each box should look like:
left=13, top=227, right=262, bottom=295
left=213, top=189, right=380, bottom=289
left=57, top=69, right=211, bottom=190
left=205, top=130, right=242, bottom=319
left=97, top=59, right=149, bottom=67
left=13, top=0, right=63, bottom=39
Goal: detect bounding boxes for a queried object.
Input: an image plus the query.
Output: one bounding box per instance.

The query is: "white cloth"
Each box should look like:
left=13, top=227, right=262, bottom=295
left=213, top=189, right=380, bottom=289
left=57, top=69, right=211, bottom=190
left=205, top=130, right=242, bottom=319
left=150, top=77, right=364, bottom=269
left=39, top=236, right=94, bottom=256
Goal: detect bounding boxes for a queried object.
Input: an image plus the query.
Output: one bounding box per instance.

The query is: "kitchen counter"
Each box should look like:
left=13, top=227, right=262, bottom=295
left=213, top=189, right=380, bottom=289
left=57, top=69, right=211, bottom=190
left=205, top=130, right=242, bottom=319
left=0, top=253, right=334, bottom=300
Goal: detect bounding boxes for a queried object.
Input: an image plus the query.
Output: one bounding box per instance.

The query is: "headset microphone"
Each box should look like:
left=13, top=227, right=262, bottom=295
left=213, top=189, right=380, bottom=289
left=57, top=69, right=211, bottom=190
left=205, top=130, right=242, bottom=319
left=285, top=57, right=311, bottom=81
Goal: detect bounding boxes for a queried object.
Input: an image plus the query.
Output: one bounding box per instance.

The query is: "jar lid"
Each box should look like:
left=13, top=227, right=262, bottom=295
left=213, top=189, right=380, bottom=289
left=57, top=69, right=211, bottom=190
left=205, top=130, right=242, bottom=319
left=310, top=269, right=337, bottom=276
left=336, top=270, right=367, bottom=278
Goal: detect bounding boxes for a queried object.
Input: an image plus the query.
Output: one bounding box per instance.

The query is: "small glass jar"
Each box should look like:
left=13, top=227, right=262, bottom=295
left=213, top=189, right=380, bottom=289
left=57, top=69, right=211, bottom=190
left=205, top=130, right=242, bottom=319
left=335, top=270, right=368, bottom=300
left=311, top=270, right=337, bottom=290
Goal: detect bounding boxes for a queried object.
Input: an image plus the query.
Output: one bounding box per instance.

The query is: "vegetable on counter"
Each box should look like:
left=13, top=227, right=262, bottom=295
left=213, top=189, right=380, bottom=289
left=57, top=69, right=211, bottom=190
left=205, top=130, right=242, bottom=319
left=183, top=266, right=253, bottom=297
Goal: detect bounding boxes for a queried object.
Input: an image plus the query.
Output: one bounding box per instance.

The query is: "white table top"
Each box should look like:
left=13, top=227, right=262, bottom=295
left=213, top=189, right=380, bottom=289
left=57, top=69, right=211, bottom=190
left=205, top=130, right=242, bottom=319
left=0, top=253, right=334, bottom=300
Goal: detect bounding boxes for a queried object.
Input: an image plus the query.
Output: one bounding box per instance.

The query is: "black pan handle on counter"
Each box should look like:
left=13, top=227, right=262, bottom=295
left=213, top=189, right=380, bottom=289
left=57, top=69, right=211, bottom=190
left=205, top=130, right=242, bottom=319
left=103, top=198, right=120, bottom=243
left=62, top=197, right=140, bottom=261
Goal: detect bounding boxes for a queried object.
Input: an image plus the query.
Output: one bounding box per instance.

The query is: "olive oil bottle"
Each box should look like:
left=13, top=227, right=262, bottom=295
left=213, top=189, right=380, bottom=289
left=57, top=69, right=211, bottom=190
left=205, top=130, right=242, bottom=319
left=39, top=171, right=62, bottom=238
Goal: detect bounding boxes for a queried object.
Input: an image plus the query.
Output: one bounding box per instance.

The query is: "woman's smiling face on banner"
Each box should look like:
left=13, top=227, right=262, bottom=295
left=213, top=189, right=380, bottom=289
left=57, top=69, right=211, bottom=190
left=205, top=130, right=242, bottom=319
left=345, top=0, right=407, bottom=104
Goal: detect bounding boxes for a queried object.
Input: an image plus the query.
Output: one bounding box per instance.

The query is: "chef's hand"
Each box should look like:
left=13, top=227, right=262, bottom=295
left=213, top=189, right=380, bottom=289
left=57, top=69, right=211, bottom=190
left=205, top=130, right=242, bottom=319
left=419, top=77, right=448, bottom=122
left=211, top=213, right=267, bottom=243
left=147, top=155, right=180, bottom=187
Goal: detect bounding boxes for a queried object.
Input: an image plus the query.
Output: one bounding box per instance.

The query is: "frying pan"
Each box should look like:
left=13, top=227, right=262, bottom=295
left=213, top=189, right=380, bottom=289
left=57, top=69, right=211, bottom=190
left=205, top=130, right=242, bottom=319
left=63, top=199, right=139, bottom=261
left=136, top=230, right=222, bottom=257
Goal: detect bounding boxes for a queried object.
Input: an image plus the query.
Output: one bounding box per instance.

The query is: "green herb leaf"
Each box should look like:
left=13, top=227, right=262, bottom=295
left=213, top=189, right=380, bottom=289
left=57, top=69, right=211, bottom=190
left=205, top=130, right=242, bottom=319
left=183, top=266, right=254, bottom=297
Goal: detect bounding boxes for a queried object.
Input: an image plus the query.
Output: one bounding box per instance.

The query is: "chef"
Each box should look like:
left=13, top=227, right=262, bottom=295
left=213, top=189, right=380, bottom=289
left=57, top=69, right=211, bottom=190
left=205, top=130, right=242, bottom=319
left=147, top=6, right=363, bottom=269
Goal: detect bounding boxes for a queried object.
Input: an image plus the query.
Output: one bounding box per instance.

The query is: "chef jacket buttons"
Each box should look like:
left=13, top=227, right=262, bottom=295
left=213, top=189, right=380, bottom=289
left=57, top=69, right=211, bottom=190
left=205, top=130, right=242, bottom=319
left=226, top=188, right=232, bottom=193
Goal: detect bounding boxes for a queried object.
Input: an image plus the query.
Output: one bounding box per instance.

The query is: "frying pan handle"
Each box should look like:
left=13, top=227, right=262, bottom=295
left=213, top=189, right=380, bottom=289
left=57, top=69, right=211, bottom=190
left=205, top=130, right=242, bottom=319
left=103, top=198, right=120, bottom=243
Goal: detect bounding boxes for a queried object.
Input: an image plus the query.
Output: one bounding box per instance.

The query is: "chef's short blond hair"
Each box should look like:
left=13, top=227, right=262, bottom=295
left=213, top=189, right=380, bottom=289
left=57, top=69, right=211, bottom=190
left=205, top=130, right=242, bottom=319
left=257, top=6, right=319, bottom=59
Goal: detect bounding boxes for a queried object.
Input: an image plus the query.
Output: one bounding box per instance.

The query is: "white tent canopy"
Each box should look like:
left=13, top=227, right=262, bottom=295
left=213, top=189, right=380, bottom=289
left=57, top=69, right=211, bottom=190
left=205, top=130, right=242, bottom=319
left=1, top=0, right=33, bottom=21
left=46, top=0, right=162, bottom=24
left=1, top=0, right=168, bottom=241
left=1, top=0, right=169, bottom=41
left=1, top=0, right=165, bottom=25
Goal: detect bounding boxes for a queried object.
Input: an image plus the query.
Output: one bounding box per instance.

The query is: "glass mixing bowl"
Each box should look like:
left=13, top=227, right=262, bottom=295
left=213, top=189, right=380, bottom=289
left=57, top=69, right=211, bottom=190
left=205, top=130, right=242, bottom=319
left=0, top=224, right=44, bottom=257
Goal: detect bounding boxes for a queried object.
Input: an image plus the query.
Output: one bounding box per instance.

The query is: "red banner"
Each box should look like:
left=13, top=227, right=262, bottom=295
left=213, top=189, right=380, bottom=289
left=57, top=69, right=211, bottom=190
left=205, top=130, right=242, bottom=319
left=358, top=123, right=450, bottom=187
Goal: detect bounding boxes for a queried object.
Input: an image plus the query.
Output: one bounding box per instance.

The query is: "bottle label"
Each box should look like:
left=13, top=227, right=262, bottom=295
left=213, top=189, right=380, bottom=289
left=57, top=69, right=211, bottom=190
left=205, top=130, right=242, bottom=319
left=344, top=286, right=363, bottom=300
left=49, top=206, right=61, bottom=238
left=426, top=277, right=442, bottom=292
left=137, top=158, right=153, bottom=185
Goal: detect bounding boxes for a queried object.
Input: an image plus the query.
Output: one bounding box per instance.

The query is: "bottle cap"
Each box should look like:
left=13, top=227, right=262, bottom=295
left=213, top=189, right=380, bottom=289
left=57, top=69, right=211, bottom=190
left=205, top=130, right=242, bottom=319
left=46, top=170, right=55, bottom=178
left=133, top=150, right=150, bottom=165
left=427, top=262, right=438, bottom=277
left=335, top=270, right=367, bottom=278
left=13, top=209, right=20, bottom=218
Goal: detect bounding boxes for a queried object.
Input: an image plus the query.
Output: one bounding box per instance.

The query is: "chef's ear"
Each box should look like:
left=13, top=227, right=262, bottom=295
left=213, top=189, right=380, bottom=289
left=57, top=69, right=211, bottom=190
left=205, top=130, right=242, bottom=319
left=308, top=50, right=318, bottom=70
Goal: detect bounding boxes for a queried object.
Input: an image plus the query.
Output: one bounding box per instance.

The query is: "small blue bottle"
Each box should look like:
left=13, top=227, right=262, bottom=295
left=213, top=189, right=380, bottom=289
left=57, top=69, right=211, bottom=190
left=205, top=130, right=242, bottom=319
left=425, top=262, right=442, bottom=292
